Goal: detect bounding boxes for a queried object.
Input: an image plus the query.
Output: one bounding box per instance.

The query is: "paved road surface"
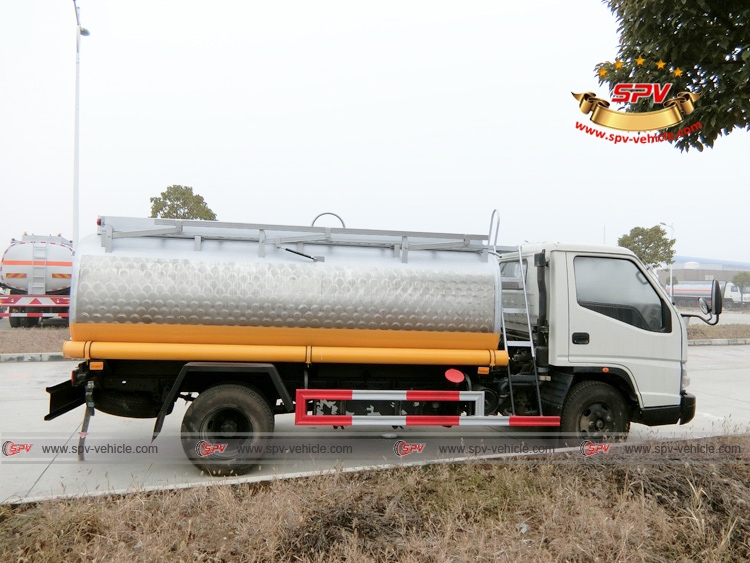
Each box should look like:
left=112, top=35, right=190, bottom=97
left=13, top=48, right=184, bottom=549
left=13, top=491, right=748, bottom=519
left=1, top=345, right=749, bottom=504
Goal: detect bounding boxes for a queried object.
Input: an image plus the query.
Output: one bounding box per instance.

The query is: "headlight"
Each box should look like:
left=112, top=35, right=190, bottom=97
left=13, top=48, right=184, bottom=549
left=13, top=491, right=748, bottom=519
left=680, top=364, right=690, bottom=391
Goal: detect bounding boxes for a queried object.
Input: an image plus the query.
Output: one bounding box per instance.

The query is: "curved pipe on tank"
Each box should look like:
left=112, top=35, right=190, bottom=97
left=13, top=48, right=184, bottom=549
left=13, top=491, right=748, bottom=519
left=311, top=212, right=346, bottom=228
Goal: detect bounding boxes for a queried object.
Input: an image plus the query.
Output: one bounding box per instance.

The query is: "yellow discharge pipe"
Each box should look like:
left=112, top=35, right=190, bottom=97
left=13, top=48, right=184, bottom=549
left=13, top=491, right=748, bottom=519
left=64, top=341, right=306, bottom=363
left=308, top=346, right=508, bottom=367
left=63, top=341, right=509, bottom=367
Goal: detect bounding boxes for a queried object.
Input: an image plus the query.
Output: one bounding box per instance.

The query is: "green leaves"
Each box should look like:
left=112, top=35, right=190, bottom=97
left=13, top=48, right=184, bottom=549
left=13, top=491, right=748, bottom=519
left=733, top=272, right=750, bottom=290
left=149, top=185, right=218, bottom=221
left=598, top=1, right=750, bottom=152
left=617, top=226, right=676, bottom=269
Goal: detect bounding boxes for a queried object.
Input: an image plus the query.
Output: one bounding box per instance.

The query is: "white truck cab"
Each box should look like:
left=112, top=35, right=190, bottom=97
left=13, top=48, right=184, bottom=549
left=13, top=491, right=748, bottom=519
left=499, top=243, right=697, bottom=434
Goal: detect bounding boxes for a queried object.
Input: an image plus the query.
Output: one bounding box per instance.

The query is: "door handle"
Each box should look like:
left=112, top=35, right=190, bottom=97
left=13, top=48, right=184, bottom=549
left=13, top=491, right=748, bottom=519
left=572, top=332, right=590, bottom=345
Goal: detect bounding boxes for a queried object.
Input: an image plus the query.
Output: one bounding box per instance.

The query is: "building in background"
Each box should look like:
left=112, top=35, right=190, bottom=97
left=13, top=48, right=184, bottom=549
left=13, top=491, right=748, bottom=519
left=658, top=256, right=750, bottom=302
left=657, top=257, right=750, bottom=286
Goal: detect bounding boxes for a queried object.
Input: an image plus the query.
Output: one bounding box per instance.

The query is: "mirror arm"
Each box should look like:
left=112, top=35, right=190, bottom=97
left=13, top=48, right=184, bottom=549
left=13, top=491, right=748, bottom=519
left=680, top=312, right=720, bottom=326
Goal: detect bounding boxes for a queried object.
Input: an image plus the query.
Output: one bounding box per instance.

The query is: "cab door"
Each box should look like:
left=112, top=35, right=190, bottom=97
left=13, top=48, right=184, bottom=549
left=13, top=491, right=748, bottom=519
left=566, top=253, right=683, bottom=409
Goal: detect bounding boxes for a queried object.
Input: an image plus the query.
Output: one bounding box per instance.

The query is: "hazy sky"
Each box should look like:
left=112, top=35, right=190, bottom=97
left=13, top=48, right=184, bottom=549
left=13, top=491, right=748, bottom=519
left=1, top=1, right=747, bottom=261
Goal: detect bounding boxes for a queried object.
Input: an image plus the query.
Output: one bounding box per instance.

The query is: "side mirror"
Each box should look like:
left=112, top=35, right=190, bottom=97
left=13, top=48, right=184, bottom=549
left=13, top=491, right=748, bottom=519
left=680, top=280, right=722, bottom=326
left=711, top=279, right=723, bottom=315
left=698, top=298, right=709, bottom=315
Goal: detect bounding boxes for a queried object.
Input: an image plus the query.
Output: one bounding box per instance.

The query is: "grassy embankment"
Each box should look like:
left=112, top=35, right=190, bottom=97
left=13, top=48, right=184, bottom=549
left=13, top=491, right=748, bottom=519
left=1, top=435, right=748, bottom=562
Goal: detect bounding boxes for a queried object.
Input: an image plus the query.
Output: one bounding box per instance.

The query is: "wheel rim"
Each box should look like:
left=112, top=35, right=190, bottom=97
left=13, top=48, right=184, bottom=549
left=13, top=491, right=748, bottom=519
left=578, top=402, right=616, bottom=438
left=198, top=407, right=254, bottom=460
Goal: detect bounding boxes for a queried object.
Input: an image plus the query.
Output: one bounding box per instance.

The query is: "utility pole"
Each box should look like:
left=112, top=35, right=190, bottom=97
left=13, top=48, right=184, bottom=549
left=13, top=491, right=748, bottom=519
left=73, top=0, right=90, bottom=250
left=660, top=222, right=676, bottom=298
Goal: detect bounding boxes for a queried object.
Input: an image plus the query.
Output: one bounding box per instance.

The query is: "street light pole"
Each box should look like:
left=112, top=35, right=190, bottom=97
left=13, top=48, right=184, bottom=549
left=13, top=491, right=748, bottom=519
left=73, top=1, right=89, bottom=251
left=660, top=222, right=675, bottom=299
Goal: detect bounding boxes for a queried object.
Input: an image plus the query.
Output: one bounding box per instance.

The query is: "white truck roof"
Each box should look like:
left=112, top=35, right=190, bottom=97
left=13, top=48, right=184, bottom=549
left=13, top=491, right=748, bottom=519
left=503, top=242, right=638, bottom=259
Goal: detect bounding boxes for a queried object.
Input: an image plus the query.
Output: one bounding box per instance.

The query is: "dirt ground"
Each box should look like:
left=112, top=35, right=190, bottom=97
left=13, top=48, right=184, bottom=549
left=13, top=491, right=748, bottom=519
left=0, top=324, right=70, bottom=354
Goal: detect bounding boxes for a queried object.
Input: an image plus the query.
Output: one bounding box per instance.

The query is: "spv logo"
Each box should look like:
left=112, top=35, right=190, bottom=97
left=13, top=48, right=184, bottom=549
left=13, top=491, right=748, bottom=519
left=394, top=440, right=425, bottom=457
left=196, top=441, right=228, bottom=457
left=573, top=53, right=700, bottom=135
left=611, top=83, right=673, bottom=104
left=580, top=441, right=610, bottom=457
left=2, top=441, right=33, bottom=457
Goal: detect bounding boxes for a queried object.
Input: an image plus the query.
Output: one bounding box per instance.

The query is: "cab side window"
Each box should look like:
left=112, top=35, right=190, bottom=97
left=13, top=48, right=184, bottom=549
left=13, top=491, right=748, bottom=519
left=574, top=256, right=671, bottom=333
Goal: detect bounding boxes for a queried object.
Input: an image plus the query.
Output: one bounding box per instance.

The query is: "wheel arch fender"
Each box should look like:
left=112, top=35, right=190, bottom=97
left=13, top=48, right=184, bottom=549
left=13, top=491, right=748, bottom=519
left=152, top=362, right=293, bottom=440
left=570, top=366, right=640, bottom=412
left=543, top=366, right=640, bottom=417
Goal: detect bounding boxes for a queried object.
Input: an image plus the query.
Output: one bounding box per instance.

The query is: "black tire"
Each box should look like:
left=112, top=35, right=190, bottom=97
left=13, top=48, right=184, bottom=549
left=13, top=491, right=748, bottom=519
left=93, top=389, right=162, bottom=418
left=560, top=381, right=630, bottom=444
left=9, top=316, right=21, bottom=328
left=19, top=317, right=39, bottom=328
left=181, top=384, right=274, bottom=476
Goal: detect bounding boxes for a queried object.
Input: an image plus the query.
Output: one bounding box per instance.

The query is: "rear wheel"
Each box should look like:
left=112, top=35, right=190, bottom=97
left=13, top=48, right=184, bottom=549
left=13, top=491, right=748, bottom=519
left=9, top=316, right=21, bottom=328
left=560, top=381, right=629, bottom=444
left=19, top=317, right=39, bottom=328
left=181, top=384, right=274, bottom=476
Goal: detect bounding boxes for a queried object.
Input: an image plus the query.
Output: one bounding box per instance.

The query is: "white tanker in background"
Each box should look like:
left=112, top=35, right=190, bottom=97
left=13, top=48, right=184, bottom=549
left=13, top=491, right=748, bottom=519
left=44, top=215, right=722, bottom=475
left=0, top=234, right=73, bottom=327
left=667, top=280, right=742, bottom=309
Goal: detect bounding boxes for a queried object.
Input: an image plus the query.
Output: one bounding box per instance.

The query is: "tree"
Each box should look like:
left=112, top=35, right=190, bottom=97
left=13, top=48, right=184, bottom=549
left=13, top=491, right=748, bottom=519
left=733, top=272, right=750, bottom=289
left=149, top=185, right=217, bottom=220
left=617, top=225, right=675, bottom=268
left=597, top=1, right=750, bottom=152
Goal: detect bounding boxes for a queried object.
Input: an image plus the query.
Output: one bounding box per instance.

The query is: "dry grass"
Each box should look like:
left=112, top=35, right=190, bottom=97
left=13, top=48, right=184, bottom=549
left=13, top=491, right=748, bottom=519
left=686, top=324, right=750, bottom=341
left=1, top=436, right=749, bottom=563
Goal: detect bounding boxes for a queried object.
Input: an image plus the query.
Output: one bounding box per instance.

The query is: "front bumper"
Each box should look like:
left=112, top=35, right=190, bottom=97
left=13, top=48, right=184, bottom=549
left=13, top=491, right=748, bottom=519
left=679, top=391, right=696, bottom=425
left=638, top=391, right=696, bottom=427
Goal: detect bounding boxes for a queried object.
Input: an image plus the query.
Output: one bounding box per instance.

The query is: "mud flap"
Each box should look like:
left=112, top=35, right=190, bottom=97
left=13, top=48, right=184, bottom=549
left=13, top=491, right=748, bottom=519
left=45, top=381, right=85, bottom=421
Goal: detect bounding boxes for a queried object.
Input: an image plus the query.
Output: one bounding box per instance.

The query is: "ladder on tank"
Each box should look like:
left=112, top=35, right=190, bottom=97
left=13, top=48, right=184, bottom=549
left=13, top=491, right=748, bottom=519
left=29, top=240, right=48, bottom=295
left=498, top=246, right=544, bottom=416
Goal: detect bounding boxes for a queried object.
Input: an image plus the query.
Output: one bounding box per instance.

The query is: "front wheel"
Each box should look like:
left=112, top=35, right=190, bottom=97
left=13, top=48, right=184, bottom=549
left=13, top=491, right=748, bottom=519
left=181, top=384, right=274, bottom=476
left=560, top=381, right=630, bottom=444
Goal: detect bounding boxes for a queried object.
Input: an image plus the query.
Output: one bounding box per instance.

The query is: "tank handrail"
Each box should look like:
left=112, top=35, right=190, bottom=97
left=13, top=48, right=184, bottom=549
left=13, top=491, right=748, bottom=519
left=488, top=209, right=500, bottom=253
left=98, top=216, right=491, bottom=253
left=144, top=217, right=488, bottom=240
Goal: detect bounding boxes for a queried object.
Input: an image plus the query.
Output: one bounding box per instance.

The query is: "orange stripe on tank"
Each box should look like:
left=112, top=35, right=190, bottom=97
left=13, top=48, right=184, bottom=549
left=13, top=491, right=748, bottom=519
left=2, top=260, right=73, bottom=267
left=68, top=323, right=500, bottom=351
